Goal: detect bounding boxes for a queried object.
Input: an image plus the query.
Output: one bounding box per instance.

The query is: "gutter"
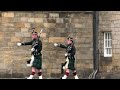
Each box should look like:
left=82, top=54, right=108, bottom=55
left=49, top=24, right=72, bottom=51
left=89, top=11, right=99, bottom=79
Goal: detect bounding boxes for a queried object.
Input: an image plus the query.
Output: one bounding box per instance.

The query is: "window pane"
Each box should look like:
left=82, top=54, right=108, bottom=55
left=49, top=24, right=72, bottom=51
left=110, top=33, right=112, bottom=39
left=106, top=40, right=107, bottom=47
left=109, top=40, right=111, bottom=47
left=107, top=48, right=108, bottom=54
left=110, top=49, right=111, bottom=54
left=108, top=48, right=110, bottom=54
left=107, top=33, right=109, bottom=40
left=105, top=33, right=107, bottom=39
left=108, top=33, right=109, bottom=40
left=104, top=32, right=112, bottom=57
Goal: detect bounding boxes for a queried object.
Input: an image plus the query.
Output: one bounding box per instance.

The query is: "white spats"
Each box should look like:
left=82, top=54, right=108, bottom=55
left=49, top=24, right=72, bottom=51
left=74, top=75, right=79, bottom=79
left=27, top=75, right=33, bottom=79
left=62, top=75, right=67, bottom=79
left=27, top=64, right=32, bottom=67
left=39, top=75, right=43, bottom=79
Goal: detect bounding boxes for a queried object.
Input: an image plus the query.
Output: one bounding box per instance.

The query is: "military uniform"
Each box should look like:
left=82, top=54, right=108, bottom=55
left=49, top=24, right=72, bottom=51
left=58, top=43, right=76, bottom=70
left=54, top=36, right=79, bottom=79
left=21, top=38, right=42, bottom=70
left=17, top=31, right=43, bottom=79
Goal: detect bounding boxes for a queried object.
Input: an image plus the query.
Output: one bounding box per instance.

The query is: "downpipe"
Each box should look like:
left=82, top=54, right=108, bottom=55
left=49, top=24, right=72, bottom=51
left=89, top=11, right=99, bottom=79
left=88, top=70, right=95, bottom=79
left=89, top=70, right=98, bottom=79
left=89, top=49, right=99, bottom=79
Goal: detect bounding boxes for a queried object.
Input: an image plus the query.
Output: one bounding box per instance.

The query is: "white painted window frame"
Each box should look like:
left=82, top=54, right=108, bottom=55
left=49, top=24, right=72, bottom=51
left=104, top=32, right=112, bottom=57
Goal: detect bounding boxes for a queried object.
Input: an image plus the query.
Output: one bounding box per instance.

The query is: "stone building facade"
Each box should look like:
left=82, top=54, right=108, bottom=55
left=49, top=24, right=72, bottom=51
left=98, top=11, right=120, bottom=79
left=0, top=11, right=93, bottom=78
left=0, top=11, right=120, bottom=79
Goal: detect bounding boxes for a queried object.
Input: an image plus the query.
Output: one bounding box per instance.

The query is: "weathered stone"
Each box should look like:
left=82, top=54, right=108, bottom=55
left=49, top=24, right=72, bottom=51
left=75, top=23, right=84, bottom=28
left=40, top=33, right=46, bottom=38
left=15, top=32, right=23, bottom=37
left=34, top=13, right=47, bottom=18
left=0, top=11, right=96, bottom=78
left=23, top=32, right=31, bottom=37
left=2, top=12, right=14, bottom=17
left=1, top=23, right=14, bottom=27
left=48, top=37, right=65, bottom=42
left=0, top=32, right=4, bottom=37
left=15, top=22, right=25, bottom=28
left=24, top=23, right=31, bottom=28
left=46, top=18, right=56, bottom=23
left=51, top=69, right=60, bottom=73
left=77, top=53, right=93, bottom=59
left=32, top=23, right=44, bottom=28
left=34, top=18, right=43, bottom=23
left=21, top=28, right=28, bottom=32
left=49, top=13, right=59, bottom=18
left=55, top=23, right=65, bottom=28
left=0, top=64, right=5, bottom=69
left=8, top=42, right=15, bottom=47
left=28, top=18, right=34, bottom=22
left=56, top=18, right=63, bottom=23
left=1, top=17, right=12, bottom=23
left=20, top=17, right=28, bottom=22
left=11, top=37, right=20, bottom=42
left=44, top=23, right=55, bottom=28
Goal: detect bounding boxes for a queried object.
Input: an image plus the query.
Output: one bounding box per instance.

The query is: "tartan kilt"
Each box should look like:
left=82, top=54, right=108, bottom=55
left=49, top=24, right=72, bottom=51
left=32, top=55, right=42, bottom=69
left=68, top=56, right=75, bottom=70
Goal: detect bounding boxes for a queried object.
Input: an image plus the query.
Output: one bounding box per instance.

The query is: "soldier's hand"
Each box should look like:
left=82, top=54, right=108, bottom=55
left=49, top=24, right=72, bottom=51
left=65, top=53, right=68, bottom=57
left=31, top=48, right=35, bottom=52
left=17, top=43, right=22, bottom=46
left=54, top=43, right=58, bottom=47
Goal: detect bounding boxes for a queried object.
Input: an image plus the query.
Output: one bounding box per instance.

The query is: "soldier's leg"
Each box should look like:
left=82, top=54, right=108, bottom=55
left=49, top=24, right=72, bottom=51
left=27, top=67, right=36, bottom=79
left=72, top=70, right=79, bottom=79
left=37, top=69, right=42, bottom=79
left=62, top=69, right=69, bottom=79
left=37, top=56, right=42, bottom=79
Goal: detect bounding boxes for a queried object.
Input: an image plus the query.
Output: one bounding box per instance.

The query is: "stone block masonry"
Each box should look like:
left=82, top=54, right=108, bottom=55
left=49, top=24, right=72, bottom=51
left=0, top=11, right=93, bottom=78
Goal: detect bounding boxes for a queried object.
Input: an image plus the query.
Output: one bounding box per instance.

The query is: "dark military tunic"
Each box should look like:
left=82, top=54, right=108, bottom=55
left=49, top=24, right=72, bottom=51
left=21, top=38, right=42, bottom=69
left=58, top=44, right=76, bottom=70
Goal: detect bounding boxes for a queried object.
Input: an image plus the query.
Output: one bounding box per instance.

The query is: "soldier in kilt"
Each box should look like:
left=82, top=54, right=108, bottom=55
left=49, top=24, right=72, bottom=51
left=54, top=36, right=79, bottom=79
left=17, top=32, right=43, bottom=79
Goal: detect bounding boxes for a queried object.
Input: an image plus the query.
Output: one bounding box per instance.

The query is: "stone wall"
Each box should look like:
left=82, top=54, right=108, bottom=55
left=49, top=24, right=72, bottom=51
left=0, top=11, right=93, bottom=78
left=99, top=11, right=120, bottom=78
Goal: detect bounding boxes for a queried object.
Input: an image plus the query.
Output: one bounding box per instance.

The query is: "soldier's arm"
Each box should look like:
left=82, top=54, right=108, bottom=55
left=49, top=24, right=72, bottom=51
left=21, top=41, right=33, bottom=45
left=58, top=44, right=67, bottom=49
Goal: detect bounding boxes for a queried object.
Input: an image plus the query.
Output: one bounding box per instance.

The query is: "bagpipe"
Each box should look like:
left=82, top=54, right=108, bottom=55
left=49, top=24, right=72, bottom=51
left=29, top=27, right=43, bottom=38
left=61, top=54, right=69, bottom=74
left=26, top=28, right=43, bottom=67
